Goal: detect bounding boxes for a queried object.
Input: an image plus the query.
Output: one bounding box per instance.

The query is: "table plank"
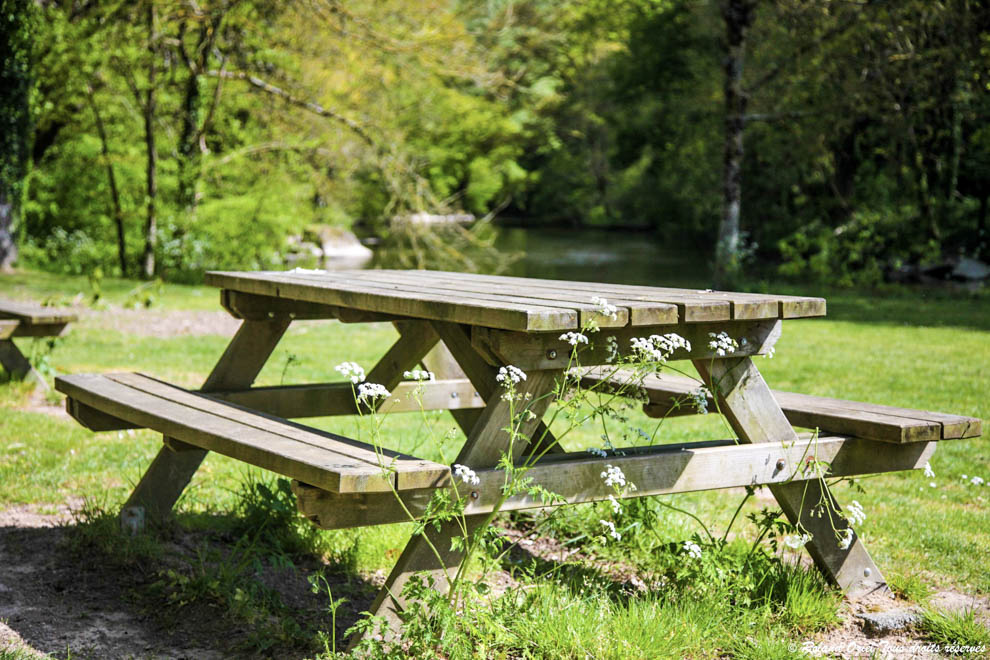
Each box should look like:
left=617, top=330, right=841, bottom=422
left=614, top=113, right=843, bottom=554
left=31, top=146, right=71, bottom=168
left=0, top=298, right=78, bottom=325
left=205, top=271, right=580, bottom=332
left=324, top=270, right=631, bottom=328
left=343, top=269, right=678, bottom=326
left=405, top=270, right=825, bottom=321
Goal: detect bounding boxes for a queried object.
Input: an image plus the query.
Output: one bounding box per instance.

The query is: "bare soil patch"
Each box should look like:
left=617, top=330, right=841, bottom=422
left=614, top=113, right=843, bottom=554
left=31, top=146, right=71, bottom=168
left=0, top=510, right=377, bottom=659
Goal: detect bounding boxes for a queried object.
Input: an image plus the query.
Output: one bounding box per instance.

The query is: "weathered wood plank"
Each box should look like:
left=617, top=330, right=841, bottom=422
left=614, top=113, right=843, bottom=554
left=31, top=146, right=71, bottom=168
left=602, top=370, right=980, bottom=443
left=401, top=270, right=825, bottom=321
left=205, top=271, right=580, bottom=332
left=695, top=357, right=886, bottom=599
left=209, top=379, right=486, bottom=418
left=294, top=435, right=935, bottom=529
left=10, top=322, right=69, bottom=338
left=56, top=372, right=449, bottom=493
left=474, top=319, right=782, bottom=371
left=109, top=372, right=445, bottom=490
left=344, top=269, right=672, bottom=326
left=0, top=298, right=78, bottom=325
left=0, top=339, right=33, bottom=379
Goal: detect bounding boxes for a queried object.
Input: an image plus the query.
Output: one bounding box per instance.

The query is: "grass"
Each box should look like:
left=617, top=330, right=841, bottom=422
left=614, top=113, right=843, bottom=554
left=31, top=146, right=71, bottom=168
left=1, top=268, right=988, bottom=657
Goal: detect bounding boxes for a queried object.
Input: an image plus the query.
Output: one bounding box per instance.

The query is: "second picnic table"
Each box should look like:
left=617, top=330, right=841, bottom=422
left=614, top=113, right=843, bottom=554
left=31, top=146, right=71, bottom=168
left=55, top=269, right=981, bottom=640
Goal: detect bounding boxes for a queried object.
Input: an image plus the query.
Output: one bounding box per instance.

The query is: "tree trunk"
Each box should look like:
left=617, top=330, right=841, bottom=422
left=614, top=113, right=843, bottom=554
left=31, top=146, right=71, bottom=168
left=714, top=0, right=756, bottom=288
left=87, top=84, right=127, bottom=276
left=0, top=192, right=17, bottom=271
left=142, top=1, right=158, bottom=280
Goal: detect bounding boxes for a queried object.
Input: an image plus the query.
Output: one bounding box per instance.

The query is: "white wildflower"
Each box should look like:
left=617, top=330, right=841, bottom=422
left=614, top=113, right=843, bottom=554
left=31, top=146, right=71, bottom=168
left=971, top=476, right=985, bottom=486
left=453, top=464, right=480, bottom=486
left=600, top=519, right=621, bottom=541
left=356, top=382, right=390, bottom=404
left=683, top=541, right=702, bottom=559
left=496, top=365, right=527, bottom=386
left=838, top=528, right=854, bottom=550
left=764, top=346, right=775, bottom=359
left=962, top=474, right=968, bottom=480
left=559, top=331, right=589, bottom=346
left=601, top=464, right=627, bottom=489
left=586, top=447, right=608, bottom=458
left=924, top=462, right=935, bottom=479
left=591, top=296, right=618, bottom=321
left=707, top=332, right=738, bottom=357
left=690, top=386, right=711, bottom=415
left=334, top=361, right=366, bottom=384
left=607, top=494, right=622, bottom=514
left=403, top=369, right=435, bottom=382
left=930, top=482, right=937, bottom=488
left=845, top=500, right=866, bottom=526
left=784, top=533, right=812, bottom=549
left=630, top=333, right=691, bottom=363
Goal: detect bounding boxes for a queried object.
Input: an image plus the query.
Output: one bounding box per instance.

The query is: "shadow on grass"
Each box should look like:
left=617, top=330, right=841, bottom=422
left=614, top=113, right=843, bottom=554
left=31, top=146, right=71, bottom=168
left=0, top=511, right=376, bottom=659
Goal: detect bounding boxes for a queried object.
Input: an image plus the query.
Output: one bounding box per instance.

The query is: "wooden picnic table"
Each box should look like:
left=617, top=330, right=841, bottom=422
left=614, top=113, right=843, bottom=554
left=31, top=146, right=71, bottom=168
left=54, top=269, right=980, bottom=642
left=1, top=297, right=77, bottom=390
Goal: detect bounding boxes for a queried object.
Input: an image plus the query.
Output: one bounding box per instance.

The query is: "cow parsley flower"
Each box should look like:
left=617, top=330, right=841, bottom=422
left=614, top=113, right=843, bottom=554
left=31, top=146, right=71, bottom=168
left=591, top=296, right=618, bottom=321
left=453, top=464, right=480, bottom=486
left=707, top=332, right=738, bottom=357
left=335, top=361, right=366, bottom=384
left=559, top=331, right=589, bottom=346
left=601, top=464, right=627, bottom=488
left=403, top=369, right=435, bottom=382
left=972, top=476, right=985, bottom=486
left=924, top=462, right=935, bottom=478
left=496, top=365, right=527, bottom=385
left=690, top=386, right=711, bottom=414
left=600, top=519, right=621, bottom=541
left=683, top=541, right=702, bottom=559
left=630, top=333, right=691, bottom=363
left=844, top=500, right=866, bottom=526
left=356, top=382, right=390, bottom=403
left=784, top=533, right=812, bottom=549
left=607, top=495, right=622, bottom=514
left=838, top=528, right=854, bottom=550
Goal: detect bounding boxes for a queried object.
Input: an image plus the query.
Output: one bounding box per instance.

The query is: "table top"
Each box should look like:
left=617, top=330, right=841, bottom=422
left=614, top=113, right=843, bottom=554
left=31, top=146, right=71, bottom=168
left=205, top=269, right=825, bottom=332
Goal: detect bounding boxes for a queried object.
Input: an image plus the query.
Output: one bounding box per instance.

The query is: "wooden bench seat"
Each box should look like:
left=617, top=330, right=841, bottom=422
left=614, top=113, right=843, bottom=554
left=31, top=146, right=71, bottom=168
left=578, top=368, right=981, bottom=444
left=54, top=372, right=450, bottom=494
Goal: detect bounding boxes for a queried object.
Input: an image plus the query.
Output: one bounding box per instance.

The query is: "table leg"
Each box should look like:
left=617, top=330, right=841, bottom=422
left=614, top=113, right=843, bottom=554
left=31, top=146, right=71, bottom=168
left=694, top=356, right=886, bottom=598
left=120, top=317, right=291, bottom=529
left=355, top=333, right=561, bottom=645
left=0, top=339, right=50, bottom=391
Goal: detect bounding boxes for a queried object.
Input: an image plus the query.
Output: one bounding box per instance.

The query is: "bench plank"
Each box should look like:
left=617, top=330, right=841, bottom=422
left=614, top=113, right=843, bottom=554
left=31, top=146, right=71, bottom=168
left=55, top=373, right=449, bottom=493
left=581, top=368, right=981, bottom=444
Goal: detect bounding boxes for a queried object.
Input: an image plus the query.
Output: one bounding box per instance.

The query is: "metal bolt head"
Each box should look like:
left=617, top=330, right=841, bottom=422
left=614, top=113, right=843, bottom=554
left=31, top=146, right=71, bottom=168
left=863, top=568, right=871, bottom=578
left=450, top=391, right=459, bottom=399
left=775, top=459, right=786, bottom=471
left=470, top=491, right=479, bottom=500
left=546, top=349, right=558, bottom=360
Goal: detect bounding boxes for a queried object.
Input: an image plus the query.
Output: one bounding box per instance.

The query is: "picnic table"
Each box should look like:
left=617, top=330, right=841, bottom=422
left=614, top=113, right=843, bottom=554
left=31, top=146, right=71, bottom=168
left=1, top=298, right=77, bottom=390
left=54, top=269, right=980, bottom=641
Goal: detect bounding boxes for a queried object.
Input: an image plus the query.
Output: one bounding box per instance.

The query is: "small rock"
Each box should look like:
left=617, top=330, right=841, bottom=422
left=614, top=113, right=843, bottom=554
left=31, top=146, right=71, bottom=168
left=856, top=610, right=920, bottom=637
left=951, top=256, right=990, bottom=281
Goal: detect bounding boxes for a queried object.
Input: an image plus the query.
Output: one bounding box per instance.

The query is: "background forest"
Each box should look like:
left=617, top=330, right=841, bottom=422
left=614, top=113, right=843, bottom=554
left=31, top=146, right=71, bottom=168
left=2, top=0, right=989, bottom=285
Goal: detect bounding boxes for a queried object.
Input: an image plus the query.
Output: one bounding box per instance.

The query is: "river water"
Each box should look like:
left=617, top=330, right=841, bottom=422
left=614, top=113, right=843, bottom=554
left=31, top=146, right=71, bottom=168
left=494, top=227, right=712, bottom=288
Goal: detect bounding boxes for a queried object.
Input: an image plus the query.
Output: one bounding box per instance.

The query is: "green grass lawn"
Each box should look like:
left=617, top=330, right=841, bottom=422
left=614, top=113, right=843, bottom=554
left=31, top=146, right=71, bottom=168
left=1, top=269, right=988, bottom=657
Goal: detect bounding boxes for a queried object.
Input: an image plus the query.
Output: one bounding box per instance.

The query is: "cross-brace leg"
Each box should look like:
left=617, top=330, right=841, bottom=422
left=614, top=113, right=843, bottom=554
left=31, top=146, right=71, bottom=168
left=120, top=317, right=292, bottom=529
left=694, top=356, right=886, bottom=598
left=352, top=322, right=562, bottom=646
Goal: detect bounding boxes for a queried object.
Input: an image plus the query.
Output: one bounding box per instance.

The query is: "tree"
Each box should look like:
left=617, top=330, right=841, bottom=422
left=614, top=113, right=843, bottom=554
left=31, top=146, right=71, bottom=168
left=0, top=0, right=35, bottom=269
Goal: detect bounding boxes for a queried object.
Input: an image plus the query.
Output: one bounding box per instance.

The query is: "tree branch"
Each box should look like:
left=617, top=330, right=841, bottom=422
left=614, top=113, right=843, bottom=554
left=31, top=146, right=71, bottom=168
left=208, top=69, right=376, bottom=147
